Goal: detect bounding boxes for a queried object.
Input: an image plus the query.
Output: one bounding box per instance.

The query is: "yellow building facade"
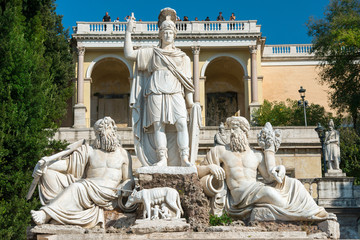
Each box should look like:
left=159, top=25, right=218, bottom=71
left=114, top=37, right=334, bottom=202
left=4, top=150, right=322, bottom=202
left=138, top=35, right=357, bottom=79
left=60, top=20, right=330, bottom=180
left=67, top=20, right=329, bottom=129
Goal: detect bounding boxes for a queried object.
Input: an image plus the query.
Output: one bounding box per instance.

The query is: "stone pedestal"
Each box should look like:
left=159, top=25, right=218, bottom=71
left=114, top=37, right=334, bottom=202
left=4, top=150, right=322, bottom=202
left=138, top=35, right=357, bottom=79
left=135, top=166, right=210, bottom=231
left=318, top=177, right=356, bottom=207
left=325, top=169, right=346, bottom=177
left=73, top=103, right=86, bottom=128
left=130, top=218, right=190, bottom=234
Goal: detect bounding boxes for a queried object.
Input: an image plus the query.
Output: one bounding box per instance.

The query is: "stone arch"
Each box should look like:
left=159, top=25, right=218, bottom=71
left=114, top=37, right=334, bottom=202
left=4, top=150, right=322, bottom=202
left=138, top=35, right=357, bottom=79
left=203, top=55, right=246, bottom=126
left=89, top=56, right=132, bottom=127
left=86, top=54, right=133, bottom=79
left=200, top=53, right=248, bottom=78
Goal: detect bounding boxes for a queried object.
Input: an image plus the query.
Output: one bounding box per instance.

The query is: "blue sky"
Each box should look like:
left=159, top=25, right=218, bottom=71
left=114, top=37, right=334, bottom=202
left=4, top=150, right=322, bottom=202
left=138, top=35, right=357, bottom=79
left=56, top=0, right=330, bottom=44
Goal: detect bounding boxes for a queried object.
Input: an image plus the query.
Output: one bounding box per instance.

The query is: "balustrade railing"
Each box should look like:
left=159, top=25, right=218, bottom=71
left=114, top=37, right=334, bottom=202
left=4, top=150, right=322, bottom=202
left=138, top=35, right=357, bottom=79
left=75, top=20, right=260, bottom=35
left=263, top=44, right=314, bottom=57
left=299, top=178, right=320, bottom=201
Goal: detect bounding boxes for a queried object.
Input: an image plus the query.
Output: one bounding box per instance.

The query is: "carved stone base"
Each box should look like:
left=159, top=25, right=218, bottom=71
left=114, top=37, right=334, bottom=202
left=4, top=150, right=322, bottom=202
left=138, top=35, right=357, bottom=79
left=130, top=218, right=190, bottom=234
left=318, top=177, right=356, bottom=207
left=318, top=220, right=340, bottom=239
left=135, top=166, right=210, bottom=231
left=73, top=103, right=87, bottom=128
left=325, top=169, right=346, bottom=177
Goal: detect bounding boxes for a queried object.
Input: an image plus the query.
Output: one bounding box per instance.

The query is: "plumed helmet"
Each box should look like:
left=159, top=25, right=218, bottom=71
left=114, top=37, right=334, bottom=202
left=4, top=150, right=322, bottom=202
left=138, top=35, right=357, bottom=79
left=158, top=8, right=177, bottom=33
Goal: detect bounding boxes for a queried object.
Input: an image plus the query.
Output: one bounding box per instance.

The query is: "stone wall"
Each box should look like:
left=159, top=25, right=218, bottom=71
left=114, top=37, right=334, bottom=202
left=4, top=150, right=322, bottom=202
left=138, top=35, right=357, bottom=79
left=54, top=126, right=323, bottom=178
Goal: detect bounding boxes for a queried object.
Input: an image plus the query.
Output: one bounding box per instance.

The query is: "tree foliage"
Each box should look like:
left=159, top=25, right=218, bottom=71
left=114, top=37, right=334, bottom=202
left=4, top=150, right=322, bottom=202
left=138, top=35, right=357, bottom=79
left=306, top=0, right=360, bottom=132
left=339, top=127, right=360, bottom=184
left=0, top=0, right=73, bottom=239
left=252, top=99, right=336, bottom=127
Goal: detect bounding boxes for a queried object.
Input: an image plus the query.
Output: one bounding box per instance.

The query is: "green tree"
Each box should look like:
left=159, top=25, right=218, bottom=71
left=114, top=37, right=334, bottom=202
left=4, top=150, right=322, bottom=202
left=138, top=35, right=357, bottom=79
left=0, top=0, right=73, bottom=239
left=307, top=0, right=360, bottom=132
left=339, top=128, right=360, bottom=184
left=252, top=99, right=335, bottom=127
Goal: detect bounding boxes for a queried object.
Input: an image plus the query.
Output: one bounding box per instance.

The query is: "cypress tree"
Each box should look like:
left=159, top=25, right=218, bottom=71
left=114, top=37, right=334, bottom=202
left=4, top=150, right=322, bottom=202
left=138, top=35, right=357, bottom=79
left=0, top=0, right=73, bottom=238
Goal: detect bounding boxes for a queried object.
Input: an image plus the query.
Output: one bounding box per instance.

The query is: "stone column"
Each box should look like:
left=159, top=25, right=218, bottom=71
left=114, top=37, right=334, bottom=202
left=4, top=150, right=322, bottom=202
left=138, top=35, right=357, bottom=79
left=191, top=46, right=200, bottom=103
left=249, top=46, right=261, bottom=121
left=73, top=46, right=87, bottom=128
left=250, top=46, right=258, bottom=104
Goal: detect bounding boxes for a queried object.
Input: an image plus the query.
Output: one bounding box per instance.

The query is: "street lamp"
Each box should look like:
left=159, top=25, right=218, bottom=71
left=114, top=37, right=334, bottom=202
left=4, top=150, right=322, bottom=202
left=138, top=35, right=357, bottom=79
left=298, top=86, right=308, bottom=126
left=315, top=123, right=327, bottom=174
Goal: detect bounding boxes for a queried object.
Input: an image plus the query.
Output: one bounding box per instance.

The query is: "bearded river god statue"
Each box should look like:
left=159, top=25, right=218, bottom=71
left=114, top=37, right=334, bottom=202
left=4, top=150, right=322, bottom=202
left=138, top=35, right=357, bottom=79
left=197, top=116, right=336, bottom=221
left=124, top=8, right=201, bottom=167
left=28, top=117, right=134, bottom=228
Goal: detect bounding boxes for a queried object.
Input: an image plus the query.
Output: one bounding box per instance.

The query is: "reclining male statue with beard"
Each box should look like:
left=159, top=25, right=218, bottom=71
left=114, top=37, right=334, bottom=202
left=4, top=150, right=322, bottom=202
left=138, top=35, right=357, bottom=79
left=30, top=117, right=134, bottom=228
left=197, top=116, right=335, bottom=221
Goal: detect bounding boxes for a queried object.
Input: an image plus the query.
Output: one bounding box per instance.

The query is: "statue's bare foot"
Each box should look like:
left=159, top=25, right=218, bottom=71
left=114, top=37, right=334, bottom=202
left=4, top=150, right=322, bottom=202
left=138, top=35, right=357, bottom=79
left=327, top=213, right=337, bottom=221
left=31, top=210, right=50, bottom=225
left=154, top=159, right=167, bottom=167
left=183, top=159, right=194, bottom=167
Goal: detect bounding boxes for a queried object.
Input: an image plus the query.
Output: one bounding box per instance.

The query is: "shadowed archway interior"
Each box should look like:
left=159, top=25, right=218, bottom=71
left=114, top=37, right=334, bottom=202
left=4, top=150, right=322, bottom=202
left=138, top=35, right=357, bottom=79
left=205, top=56, right=245, bottom=126
left=90, top=57, right=131, bottom=127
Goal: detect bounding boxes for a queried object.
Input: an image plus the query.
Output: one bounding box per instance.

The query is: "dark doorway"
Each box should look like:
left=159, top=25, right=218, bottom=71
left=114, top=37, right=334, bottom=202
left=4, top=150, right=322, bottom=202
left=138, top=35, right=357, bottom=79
left=206, top=91, right=238, bottom=126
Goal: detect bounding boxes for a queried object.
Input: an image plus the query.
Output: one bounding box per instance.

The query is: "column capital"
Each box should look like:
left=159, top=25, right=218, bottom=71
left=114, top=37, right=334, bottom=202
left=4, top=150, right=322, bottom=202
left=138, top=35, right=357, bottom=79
left=191, top=46, right=200, bottom=55
left=77, top=46, right=85, bottom=56
left=249, top=46, right=257, bottom=54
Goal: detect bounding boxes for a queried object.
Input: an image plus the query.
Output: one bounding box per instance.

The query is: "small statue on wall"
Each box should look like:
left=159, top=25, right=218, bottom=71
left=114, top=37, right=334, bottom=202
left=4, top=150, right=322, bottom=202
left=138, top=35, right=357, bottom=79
left=324, top=119, right=341, bottom=171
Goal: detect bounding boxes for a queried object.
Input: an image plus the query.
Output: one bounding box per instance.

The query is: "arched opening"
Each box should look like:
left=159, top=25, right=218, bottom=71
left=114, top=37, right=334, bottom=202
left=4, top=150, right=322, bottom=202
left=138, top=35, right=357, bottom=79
left=204, top=56, right=245, bottom=126
left=90, top=58, right=131, bottom=127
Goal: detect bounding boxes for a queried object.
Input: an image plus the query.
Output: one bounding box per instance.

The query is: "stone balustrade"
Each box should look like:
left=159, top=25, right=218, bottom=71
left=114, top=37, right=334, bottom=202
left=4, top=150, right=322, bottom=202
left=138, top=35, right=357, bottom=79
left=263, top=44, right=314, bottom=57
left=74, top=20, right=260, bottom=35
left=299, top=178, right=320, bottom=200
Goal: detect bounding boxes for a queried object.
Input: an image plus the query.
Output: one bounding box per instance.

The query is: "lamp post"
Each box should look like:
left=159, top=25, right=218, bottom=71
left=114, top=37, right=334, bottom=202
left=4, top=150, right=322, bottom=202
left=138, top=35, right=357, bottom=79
left=298, top=86, right=308, bottom=126
left=315, top=123, right=327, bottom=174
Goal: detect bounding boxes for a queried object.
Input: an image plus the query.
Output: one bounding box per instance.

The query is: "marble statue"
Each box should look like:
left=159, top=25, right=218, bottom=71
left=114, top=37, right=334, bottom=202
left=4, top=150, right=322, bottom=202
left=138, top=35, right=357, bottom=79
left=197, top=116, right=334, bottom=221
left=214, top=122, right=229, bottom=146
left=125, top=187, right=183, bottom=220
left=324, top=119, right=341, bottom=171
left=29, top=117, right=134, bottom=228
left=124, top=8, right=201, bottom=167
left=151, top=205, right=160, bottom=220
left=160, top=203, right=172, bottom=219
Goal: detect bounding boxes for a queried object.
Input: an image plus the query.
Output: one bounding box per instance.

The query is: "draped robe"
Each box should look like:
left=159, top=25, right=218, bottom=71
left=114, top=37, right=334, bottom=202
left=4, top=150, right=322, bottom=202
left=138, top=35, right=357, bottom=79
left=202, top=146, right=328, bottom=221
left=38, top=145, right=118, bottom=228
left=130, top=47, right=194, bottom=166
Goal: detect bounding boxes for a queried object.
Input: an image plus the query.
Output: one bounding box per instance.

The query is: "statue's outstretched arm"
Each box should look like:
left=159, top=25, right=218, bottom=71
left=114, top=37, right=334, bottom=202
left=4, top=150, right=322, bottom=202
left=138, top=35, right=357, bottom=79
left=124, top=18, right=137, bottom=60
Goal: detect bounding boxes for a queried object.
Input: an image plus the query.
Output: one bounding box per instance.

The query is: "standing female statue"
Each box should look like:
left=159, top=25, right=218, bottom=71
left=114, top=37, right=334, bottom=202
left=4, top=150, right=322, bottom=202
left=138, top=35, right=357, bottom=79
left=124, top=8, right=195, bottom=167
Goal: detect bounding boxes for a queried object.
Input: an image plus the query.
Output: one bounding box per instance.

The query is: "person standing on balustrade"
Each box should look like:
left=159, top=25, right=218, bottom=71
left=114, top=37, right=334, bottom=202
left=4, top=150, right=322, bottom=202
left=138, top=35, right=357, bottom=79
left=229, top=13, right=236, bottom=30
left=102, top=12, right=111, bottom=31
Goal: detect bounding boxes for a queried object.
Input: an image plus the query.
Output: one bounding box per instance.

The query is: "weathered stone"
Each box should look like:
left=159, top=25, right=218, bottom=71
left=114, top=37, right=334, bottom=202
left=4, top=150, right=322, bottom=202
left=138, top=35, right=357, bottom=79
left=325, top=169, right=346, bottom=178
left=30, top=224, right=86, bottom=234
left=28, top=231, right=313, bottom=239
left=205, top=226, right=259, bottom=232
left=317, top=220, right=340, bottom=239
left=136, top=167, right=210, bottom=231
left=104, top=211, right=136, bottom=229
left=307, top=232, right=328, bottom=239
left=130, top=218, right=190, bottom=234
left=250, top=207, right=276, bottom=221
left=136, top=166, right=198, bottom=175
